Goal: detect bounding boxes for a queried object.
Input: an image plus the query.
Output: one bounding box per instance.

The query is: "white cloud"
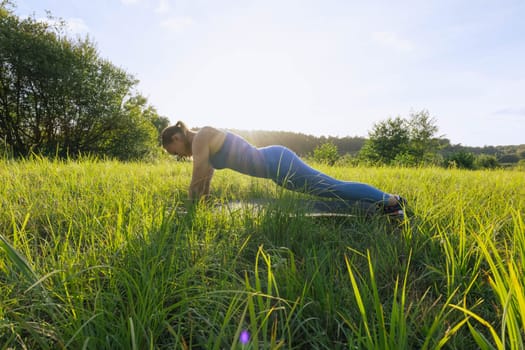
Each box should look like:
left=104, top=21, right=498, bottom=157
left=155, top=0, right=171, bottom=14
left=372, top=31, right=414, bottom=52
left=160, top=16, right=193, bottom=33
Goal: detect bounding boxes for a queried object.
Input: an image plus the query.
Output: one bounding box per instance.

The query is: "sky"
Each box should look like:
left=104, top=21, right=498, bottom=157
left=13, top=0, right=525, bottom=146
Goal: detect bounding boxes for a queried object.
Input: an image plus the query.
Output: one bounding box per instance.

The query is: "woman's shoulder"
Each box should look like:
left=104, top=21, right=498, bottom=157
left=195, top=126, right=227, bottom=140
left=197, top=126, right=223, bottom=135
left=194, top=126, right=227, bottom=154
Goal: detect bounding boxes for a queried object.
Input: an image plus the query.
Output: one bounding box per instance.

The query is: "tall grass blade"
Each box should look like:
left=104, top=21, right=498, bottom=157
left=0, top=233, right=39, bottom=285
left=449, top=304, right=503, bottom=349
left=344, top=254, right=372, bottom=344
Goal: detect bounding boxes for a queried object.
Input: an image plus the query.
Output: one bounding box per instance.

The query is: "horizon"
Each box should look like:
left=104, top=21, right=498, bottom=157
left=216, top=127, right=524, bottom=148
left=12, top=0, right=525, bottom=147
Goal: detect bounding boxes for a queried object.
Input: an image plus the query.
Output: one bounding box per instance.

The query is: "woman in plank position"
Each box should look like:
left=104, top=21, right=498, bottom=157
left=161, top=121, right=406, bottom=217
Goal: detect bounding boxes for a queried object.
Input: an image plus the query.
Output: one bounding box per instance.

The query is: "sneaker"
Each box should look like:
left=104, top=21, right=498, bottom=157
left=381, top=195, right=407, bottom=219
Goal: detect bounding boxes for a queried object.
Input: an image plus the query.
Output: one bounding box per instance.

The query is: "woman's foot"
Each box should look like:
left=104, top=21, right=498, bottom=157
left=382, top=195, right=407, bottom=219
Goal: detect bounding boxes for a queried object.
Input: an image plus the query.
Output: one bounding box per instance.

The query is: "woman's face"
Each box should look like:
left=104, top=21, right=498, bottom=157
left=164, top=133, right=191, bottom=157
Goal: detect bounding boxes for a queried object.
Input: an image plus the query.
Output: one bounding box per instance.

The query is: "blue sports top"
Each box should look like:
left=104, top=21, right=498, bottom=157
left=209, top=132, right=268, bottom=178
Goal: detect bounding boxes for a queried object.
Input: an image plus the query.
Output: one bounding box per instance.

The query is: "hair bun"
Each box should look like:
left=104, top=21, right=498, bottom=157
left=175, top=121, right=187, bottom=129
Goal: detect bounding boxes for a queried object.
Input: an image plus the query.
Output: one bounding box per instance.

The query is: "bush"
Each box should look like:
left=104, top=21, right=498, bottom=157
left=335, top=153, right=361, bottom=167
left=475, top=154, right=499, bottom=169
left=393, top=152, right=419, bottom=167
left=445, top=151, right=475, bottom=169
left=312, top=142, right=340, bottom=166
left=515, top=159, right=525, bottom=171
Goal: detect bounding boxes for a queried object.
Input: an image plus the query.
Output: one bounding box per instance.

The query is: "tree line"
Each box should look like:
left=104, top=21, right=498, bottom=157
left=357, top=111, right=524, bottom=169
left=233, top=110, right=524, bottom=169
left=230, top=129, right=366, bottom=157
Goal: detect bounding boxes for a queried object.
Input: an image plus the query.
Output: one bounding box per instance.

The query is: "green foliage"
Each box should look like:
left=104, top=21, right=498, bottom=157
left=360, top=116, right=410, bottom=164
left=311, top=141, right=340, bottom=165
left=0, top=4, right=165, bottom=159
left=360, top=110, right=442, bottom=166
left=445, top=151, right=476, bottom=169
left=102, top=95, right=168, bottom=160
left=517, top=147, right=525, bottom=159
left=335, top=153, right=361, bottom=167
left=407, top=110, right=440, bottom=157
left=475, top=154, right=499, bottom=169
left=498, top=153, right=520, bottom=164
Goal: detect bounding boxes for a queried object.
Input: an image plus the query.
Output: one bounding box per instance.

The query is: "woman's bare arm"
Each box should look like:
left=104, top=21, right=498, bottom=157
left=188, top=129, right=216, bottom=200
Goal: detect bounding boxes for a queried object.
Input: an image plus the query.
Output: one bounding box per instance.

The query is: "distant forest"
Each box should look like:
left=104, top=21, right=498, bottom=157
left=230, top=129, right=366, bottom=157
left=229, top=129, right=525, bottom=165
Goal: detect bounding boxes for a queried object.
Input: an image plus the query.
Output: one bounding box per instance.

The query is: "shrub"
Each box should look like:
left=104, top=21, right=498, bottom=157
left=445, top=151, right=475, bottom=169
left=475, top=154, right=499, bottom=169
left=312, top=142, right=340, bottom=166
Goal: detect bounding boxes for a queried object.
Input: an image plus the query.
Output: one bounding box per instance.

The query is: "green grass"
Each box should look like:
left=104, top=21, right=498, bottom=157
left=0, top=157, right=524, bottom=349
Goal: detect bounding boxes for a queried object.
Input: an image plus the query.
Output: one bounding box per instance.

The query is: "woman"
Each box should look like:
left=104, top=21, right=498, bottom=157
left=161, top=121, right=406, bottom=217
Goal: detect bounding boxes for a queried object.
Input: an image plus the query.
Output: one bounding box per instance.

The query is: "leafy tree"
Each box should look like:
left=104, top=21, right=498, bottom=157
left=407, top=110, right=440, bottom=159
left=359, top=116, right=410, bottom=164
left=0, top=3, right=164, bottom=159
left=311, top=141, right=340, bottom=165
left=445, top=151, right=475, bottom=169
left=359, top=110, right=441, bottom=165
left=517, top=147, right=525, bottom=160
left=101, top=95, right=159, bottom=160
left=474, top=154, right=499, bottom=169
left=498, top=154, right=520, bottom=164
left=127, top=94, right=169, bottom=139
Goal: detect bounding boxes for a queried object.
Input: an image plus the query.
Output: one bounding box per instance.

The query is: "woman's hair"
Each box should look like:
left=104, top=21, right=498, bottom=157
left=161, top=121, right=188, bottom=147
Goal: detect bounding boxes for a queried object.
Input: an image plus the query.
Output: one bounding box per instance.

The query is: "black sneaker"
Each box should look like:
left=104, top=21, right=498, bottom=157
left=382, top=195, right=407, bottom=219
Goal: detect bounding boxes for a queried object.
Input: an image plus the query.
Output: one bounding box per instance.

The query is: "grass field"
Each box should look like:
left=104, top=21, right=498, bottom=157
left=0, top=157, right=524, bottom=349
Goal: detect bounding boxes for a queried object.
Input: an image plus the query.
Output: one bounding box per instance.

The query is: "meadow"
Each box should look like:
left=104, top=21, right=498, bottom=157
left=0, top=157, right=524, bottom=349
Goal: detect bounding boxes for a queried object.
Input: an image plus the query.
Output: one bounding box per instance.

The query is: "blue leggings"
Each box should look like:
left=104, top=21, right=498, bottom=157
left=260, top=146, right=390, bottom=204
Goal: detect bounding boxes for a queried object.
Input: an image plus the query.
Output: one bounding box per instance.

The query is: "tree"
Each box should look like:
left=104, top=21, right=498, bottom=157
left=359, top=110, right=441, bottom=165
left=407, top=110, right=440, bottom=159
left=359, top=116, right=410, bottom=164
left=445, top=151, right=475, bottom=169
left=517, top=147, right=525, bottom=160
left=103, top=95, right=169, bottom=160
left=0, top=4, right=164, bottom=159
left=475, top=154, right=499, bottom=169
